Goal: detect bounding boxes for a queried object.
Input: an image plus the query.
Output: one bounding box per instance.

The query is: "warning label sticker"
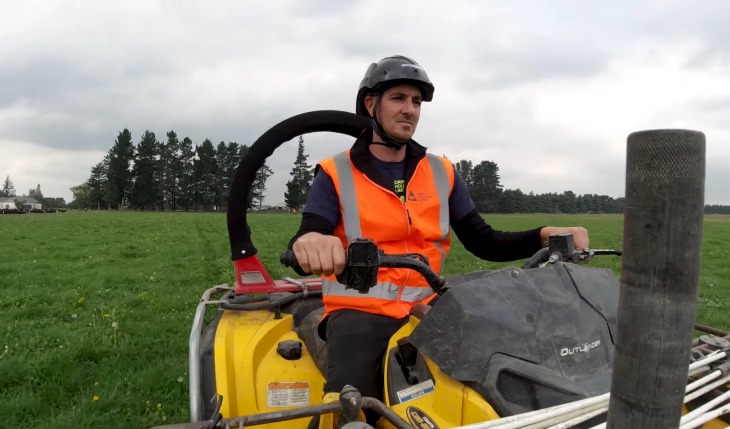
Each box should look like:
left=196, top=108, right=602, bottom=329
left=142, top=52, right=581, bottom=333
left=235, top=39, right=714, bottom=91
left=397, top=379, right=435, bottom=403
left=267, top=382, right=310, bottom=408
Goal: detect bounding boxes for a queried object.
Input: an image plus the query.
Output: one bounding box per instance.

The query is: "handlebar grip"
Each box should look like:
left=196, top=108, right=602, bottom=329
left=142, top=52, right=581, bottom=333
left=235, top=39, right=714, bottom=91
left=280, top=250, right=300, bottom=268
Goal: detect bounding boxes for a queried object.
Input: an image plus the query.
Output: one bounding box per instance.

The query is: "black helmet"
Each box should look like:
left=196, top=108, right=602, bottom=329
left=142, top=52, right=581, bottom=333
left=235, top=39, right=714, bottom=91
left=356, top=55, right=434, bottom=117
left=355, top=55, right=435, bottom=149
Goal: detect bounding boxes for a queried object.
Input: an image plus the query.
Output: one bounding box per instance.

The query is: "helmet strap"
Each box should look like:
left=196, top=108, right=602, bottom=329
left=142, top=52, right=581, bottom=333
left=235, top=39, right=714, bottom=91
left=370, top=94, right=408, bottom=151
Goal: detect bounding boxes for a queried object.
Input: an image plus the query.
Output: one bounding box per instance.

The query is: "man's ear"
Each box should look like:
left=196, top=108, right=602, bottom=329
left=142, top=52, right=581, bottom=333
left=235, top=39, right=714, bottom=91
left=364, top=95, right=376, bottom=118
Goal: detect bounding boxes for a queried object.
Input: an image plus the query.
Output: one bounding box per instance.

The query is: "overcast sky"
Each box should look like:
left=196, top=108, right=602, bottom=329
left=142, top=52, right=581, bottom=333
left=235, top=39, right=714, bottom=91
left=2, top=0, right=729, bottom=206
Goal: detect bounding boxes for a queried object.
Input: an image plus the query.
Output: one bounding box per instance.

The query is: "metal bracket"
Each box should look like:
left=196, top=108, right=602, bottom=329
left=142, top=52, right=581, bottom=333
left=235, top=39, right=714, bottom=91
left=283, top=277, right=309, bottom=298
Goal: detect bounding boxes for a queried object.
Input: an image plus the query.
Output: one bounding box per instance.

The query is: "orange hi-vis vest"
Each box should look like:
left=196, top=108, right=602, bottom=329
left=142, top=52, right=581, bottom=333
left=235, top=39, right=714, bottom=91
left=317, top=149, right=455, bottom=320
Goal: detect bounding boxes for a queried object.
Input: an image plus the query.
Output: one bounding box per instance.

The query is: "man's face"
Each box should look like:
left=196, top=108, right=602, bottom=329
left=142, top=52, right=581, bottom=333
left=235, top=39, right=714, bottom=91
left=365, top=84, right=422, bottom=142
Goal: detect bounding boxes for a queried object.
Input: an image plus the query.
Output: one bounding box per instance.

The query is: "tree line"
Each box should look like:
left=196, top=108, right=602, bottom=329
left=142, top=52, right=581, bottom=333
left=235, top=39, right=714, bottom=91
left=706, top=205, right=730, bottom=215
left=453, top=160, right=629, bottom=214
left=66, top=129, right=312, bottom=212
left=4, top=128, right=727, bottom=215
left=453, top=160, right=730, bottom=214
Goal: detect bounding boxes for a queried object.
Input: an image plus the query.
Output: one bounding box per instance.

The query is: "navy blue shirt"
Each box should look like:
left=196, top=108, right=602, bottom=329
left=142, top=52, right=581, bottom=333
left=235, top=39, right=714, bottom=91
left=303, top=157, right=476, bottom=227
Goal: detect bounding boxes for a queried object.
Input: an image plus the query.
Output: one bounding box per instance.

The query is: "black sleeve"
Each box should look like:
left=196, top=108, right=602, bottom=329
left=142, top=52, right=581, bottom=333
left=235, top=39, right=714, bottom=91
left=451, top=208, right=545, bottom=262
left=286, top=213, right=336, bottom=276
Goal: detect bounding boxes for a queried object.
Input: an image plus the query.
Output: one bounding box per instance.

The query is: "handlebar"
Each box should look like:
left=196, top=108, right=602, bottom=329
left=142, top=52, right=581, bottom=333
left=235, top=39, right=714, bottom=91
left=281, top=238, right=449, bottom=295
left=281, top=234, right=622, bottom=296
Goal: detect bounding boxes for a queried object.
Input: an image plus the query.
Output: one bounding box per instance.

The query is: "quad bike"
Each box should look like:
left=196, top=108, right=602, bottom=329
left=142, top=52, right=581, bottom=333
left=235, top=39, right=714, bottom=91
left=155, top=112, right=729, bottom=429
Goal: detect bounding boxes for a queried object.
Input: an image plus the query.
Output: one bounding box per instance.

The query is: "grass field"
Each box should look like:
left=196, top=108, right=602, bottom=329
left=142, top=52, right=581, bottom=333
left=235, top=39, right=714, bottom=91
left=0, top=212, right=728, bottom=428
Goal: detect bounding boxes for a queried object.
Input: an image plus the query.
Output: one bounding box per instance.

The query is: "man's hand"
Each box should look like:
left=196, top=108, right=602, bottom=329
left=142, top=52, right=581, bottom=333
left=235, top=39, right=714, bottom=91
left=540, top=226, right=589, bottom=250
left=292, top=232, right=346, bottom=276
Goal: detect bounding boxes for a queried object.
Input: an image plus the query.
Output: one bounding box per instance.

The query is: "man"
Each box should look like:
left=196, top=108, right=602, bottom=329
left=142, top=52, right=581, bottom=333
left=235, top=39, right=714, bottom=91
left=288, top=55, right=589, bottom=426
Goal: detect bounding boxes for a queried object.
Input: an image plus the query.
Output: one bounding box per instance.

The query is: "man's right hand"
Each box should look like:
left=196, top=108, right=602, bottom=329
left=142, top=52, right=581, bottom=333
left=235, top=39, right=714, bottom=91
left=292, top=232, right=346, bottom=276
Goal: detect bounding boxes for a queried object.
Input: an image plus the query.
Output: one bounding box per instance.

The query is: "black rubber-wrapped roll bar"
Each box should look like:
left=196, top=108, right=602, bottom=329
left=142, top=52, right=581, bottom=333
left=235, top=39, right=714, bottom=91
left=226, top=110, right=370, bottom=260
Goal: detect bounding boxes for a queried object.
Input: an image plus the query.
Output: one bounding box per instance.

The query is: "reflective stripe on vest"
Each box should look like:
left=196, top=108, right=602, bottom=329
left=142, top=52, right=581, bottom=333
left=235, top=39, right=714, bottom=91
left=322, top=278, right=435, bottom=303
left=333, top=151, right=363, bottom=242
left=426, top=153, right=451, bottom=274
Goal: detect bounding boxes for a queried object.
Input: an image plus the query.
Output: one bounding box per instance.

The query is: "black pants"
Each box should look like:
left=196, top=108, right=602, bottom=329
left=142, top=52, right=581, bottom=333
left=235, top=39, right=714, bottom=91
left=323, top=309, right=409, bottom=425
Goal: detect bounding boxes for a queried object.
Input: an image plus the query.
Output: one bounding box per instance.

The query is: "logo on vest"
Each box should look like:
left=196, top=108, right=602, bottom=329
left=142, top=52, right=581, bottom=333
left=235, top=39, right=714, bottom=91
left=407, top=191, right=432, bottom=202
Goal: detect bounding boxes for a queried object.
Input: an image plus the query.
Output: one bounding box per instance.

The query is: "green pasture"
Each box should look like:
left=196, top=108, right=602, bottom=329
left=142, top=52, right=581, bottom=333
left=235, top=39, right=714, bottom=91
left=0, top=212, right=728, bottom=428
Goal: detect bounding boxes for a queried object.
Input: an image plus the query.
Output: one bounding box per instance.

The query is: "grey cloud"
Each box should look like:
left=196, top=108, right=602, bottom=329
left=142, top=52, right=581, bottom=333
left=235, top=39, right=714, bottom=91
left=692, top=96, right=730, bottom=112
left=309, top=1, right=630, bottom=89
left=0, top=53, right=182, bottom=108
left=460, top=44, right=611, bottom=90
left=0, top=58, right=348, bottom=152
left=687, top=46, right=730, bottom=69
left=636, top=1, right=730, bottom=67
left=286, top=0, right=360, bottom=17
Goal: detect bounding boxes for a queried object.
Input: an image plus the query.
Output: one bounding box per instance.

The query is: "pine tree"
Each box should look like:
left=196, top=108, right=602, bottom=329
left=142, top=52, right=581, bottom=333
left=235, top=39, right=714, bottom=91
left=252, top=161, right=274, bottom=210
left=87, top=162, right=108, bottom=210
left=214, top=141, right=229, bottom=211
left=193, top=139, right=218, bottom=210
left=156, top=135, right=169, bottom=210
left=455, top=160, right=474, bottom=194
left=1, top=175, right=16, bottom=197
left=284, top=180, right=299, bottom=211
left=105, top=129, right=136, bottom=210
left=215, top=141, right=241, bottom=211
left=471, top=160, right=503, bottom=213
left=130, top=131, right=160, bottom=210
left=284, top=136, right=313, bottom=211
left=179, top=137, right=195, bottom=211
left=190, top=143, right=202, bottom=211
left=162, top=130, right=182, bottom=211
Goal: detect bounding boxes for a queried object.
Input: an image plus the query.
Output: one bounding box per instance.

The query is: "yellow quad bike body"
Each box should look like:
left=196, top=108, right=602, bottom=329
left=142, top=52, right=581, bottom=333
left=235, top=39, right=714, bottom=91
left=155, top=111, right=730, bottom=429
left=193, top=281, right=505, bottom=429
left=180, top=242, right=730, bottom=429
